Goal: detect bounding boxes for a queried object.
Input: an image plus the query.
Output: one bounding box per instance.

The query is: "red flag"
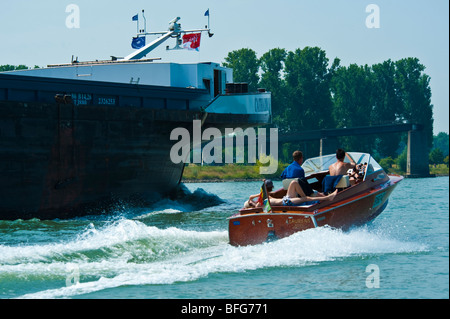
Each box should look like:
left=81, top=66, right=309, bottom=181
left=182, top=33, right=201, bottom=51
left=257, top=182, right=268, bottom=206
left=257, top=187, right=264, bottom=206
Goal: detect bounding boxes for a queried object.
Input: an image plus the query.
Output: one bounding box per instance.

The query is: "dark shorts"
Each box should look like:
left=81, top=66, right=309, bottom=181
left=297, top=177, right=313, bottom=196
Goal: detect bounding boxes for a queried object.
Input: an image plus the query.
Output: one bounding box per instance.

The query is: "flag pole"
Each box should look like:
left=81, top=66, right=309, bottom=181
left=262, top=179, right=272, bottom=212
left=142, top=9, right=147, bottom=33
left=134, top=14, right=139, bottom=34
left=205, top=8, right=210, bottom=30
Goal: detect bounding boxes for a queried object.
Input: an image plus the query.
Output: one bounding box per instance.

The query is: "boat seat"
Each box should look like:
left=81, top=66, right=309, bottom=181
left=282, top=178, right=297, bottom=190
left=282, top=177, right=315, bottom=197
left=322, top=175, right=349, bottom=194
left=336, top=175, right=350, bottom=188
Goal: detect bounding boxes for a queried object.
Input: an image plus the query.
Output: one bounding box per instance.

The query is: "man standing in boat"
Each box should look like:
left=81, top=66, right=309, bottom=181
left=329, top=149, right=356, bottom=176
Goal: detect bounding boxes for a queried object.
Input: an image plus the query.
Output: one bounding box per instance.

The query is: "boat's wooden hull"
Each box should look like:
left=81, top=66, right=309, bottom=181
left=228, top=174, right=403, bottom=246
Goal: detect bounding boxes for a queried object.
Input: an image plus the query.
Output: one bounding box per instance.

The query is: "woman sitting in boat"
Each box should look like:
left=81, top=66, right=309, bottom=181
left=270, top=179, right=338, bottom=206
left=244, top=179, right=275, bottom=208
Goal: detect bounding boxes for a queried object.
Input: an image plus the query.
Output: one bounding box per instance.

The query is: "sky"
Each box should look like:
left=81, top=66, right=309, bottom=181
left=0, top=0, right=448, bottom=134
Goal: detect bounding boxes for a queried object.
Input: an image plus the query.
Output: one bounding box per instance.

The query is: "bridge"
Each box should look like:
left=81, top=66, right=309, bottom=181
left=279, top=123, right=432, bottom=178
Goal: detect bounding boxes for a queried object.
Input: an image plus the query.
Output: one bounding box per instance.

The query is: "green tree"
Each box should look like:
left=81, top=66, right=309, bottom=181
left=223, top=48, right=260, bottom=92
left=259, top=48, right=288, bottom=129
left=330, top=63, right=374, bottom=152
left=0, top=64, right=29, bottom=72
left=284, top=47, right=334, bottom=132
left=371, top=60, right=404, bottom=157
left=395, top=58, right=434, bottom=150
left=397, top=147, right=407, bottom=172
left=429, top=148, right=444, bottom=165
left=221, top=47, right=435, bottom=160
left=433, top=132, right=449, bottom=156
left=379, top=156, right=395, bottom=172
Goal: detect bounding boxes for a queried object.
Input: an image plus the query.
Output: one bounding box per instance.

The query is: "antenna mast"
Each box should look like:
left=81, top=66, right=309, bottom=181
left=123, top=15, right=213, bottom=61
left=142, top=10, right=147, bottom=33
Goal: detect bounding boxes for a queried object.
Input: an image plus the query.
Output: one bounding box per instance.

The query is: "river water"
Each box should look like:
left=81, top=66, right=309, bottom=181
left=0, top=177, right=448, bottom=300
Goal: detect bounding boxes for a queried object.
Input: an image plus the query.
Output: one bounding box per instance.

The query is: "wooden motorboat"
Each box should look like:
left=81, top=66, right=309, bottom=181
left=228, top=152, right=403, bottom=246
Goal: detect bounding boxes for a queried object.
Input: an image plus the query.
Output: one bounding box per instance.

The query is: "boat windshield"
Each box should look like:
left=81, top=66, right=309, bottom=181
left=302, top=152, right=382, bottom=179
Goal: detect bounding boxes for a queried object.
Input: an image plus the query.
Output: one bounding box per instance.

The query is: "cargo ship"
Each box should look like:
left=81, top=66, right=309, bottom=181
left=0, top=16, right=271, bottom=219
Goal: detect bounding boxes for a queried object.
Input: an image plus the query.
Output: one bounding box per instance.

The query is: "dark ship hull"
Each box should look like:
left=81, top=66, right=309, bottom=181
left=0, top=74, right=269, bottom=219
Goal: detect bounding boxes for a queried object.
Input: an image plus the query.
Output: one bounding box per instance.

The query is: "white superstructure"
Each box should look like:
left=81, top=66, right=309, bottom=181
left=2, top=16, right=270, bottom=117
left=7, top=61, right=231, bottom=97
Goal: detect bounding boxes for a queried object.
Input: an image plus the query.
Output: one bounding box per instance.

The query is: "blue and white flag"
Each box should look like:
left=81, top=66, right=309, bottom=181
left=204, top=9, right=209, bottom=17
left=131, top=36, right=145, bottom=49
left=132, top=14, right=138, bottom=21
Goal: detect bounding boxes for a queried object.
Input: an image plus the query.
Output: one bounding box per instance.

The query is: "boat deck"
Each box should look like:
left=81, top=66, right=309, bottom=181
left=234, top=173, right=404, bottom=218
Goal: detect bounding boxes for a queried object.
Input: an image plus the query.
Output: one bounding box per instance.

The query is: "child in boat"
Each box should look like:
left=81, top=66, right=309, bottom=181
left=270, top=179, right=337, bottom=206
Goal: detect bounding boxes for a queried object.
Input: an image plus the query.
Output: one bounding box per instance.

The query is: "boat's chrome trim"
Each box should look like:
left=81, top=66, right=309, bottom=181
left=310, top=216, right=318, bottom=228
